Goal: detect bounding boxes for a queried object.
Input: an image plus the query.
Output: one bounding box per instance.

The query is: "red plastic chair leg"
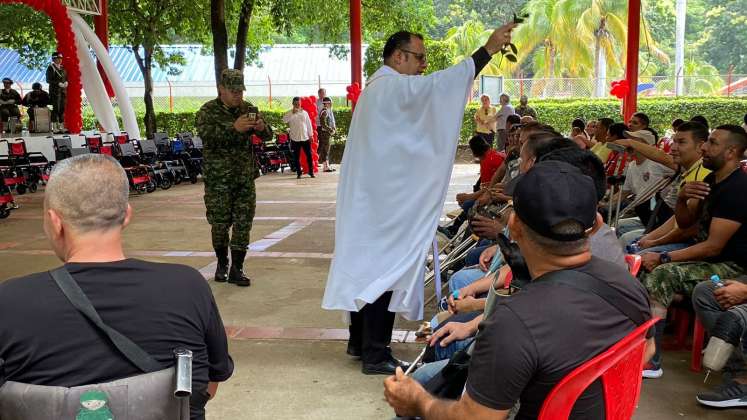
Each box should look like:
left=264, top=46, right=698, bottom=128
left=690, top=318, right=706, bottom=372
left=674, top=308, right=692, bottom=349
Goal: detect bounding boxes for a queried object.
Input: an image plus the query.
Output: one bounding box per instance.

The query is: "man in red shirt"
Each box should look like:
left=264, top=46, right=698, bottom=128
left=438, top=136, right=505, bottom=238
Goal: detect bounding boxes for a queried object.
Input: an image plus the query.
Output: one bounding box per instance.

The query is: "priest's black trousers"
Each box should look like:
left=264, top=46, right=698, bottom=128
left=348, top=291, right=396, bottom=364
left=291, top=139, right=314, bottom=176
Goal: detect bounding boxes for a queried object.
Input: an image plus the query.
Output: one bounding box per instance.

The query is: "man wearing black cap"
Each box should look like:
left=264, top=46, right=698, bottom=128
left=22, top=82, right=50, bottom=131
left=46, top=52, right=68, bottom=133
left=0, top=78, right=22, bottom=131
left=385, top=160, right=653, bottom=419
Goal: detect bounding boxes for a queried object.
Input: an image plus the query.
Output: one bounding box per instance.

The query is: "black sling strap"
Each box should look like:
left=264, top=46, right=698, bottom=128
left=49, top=267, right=163, bottom=373
left=545, top=268, right=647, bottom=327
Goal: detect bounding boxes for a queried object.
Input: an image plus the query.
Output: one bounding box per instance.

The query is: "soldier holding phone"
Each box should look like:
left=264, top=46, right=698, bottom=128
left=196, top=69, right=273, bottom=287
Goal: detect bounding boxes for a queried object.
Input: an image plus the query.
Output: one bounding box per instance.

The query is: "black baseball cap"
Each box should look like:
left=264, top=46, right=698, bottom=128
left=2, top=78, right=11, bottom=84
left=508, top=160, right=597, bottom=241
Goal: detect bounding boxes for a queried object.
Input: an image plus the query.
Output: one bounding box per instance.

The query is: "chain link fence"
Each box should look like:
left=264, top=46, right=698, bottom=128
left=478, top=74, right=747, bottom=101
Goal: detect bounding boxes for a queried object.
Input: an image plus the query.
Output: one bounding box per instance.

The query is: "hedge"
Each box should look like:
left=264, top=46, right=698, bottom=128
left=87, top=97, right=747, bottom=144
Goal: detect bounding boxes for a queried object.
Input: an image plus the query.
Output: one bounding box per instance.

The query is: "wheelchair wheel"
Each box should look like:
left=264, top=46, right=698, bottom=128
left=0, top=205, right=9, bottom=219
left=15, top=185, right=26, bottom=195
left=146, top=181, right=157, bottom=193
left=174, top=173, right=183, bottom=185
left=29, top=183, right=38, bottom=193
left=190, top=173, right=198, bottom=184
left=160, top=177, right=172, bottom=190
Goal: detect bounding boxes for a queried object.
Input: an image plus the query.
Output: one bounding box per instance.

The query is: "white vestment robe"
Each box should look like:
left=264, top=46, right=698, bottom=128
left=322, top=59, right=476, bottom=321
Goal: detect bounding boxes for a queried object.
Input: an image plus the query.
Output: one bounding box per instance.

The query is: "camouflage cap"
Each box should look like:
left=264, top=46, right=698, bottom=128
left=220, top=69, right=246, bottom=91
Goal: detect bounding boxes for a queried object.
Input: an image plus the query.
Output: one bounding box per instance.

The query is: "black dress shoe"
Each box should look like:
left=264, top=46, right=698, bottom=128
left=214, top=263, right=228, bottom=282
left=362, top=357, right=411, bottom=375
left=228, top=266, right=251, bottom=287
left=309, top=173, right=315, bottom=178
left=346, top=344, right=361, bottom=358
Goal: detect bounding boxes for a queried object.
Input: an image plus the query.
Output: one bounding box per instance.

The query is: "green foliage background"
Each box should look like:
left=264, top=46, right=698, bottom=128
left=92, top=97, right=746, bottom=144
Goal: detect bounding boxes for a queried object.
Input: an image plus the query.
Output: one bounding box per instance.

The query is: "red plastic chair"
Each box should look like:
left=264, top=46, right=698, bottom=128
left=690, top=317, right=706, bottom=372
left=538, top=318, right=658, bottom=420
left=625, top=254, right=642, bottom=276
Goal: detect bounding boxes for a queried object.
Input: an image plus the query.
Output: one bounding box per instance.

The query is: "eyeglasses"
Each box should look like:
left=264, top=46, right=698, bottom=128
left=399, top=48, right=427, bottom=63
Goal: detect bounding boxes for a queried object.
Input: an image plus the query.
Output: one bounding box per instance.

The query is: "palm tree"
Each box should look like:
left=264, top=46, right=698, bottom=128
left=513, top=0, right=669, bottom=97
left=444, top=20, right=522, bottom=77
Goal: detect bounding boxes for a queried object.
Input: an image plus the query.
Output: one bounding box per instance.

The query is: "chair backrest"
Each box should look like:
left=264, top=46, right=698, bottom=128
left=71, top=148, right=89, bottom=157
left=277, top=133, right=289, bottom=144
left=139, top=139, right=157, bottom=155
left=8, top=140, right=27, bottom=157
left=171, top=139, right=185, bottom=154
left=53, top=136, right=73, bottom=152
left=118, top=142, right=138, bottom=157
left=113, top=133, right=130, bottom=145
left=251, top=134, right=263, bottom=145
left=625, top=254, right=642, bottom=276
left=537, top=318, right=658, bottom=420
left=152, top=132, right=169, bottom=146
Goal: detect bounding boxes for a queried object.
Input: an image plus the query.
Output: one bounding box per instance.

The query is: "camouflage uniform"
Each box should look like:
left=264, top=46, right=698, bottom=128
left=195, top=70, right=272, bottom=253
left=642, top=260, right=745, bottom=307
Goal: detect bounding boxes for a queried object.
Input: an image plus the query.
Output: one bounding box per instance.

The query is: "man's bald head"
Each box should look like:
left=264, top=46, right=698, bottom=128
left=45, top=154, right=130, bottom=233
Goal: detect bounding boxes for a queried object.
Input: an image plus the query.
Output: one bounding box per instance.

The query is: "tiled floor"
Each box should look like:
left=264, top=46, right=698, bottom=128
left=1, top=164, right=744, bottom=419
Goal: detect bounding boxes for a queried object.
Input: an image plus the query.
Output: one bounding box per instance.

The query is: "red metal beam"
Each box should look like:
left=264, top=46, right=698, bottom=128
left=93, top=0, right=114, bottom=97
left=623, top=0, right=641, bottom=121
left=349, top=0, right=362, bottom=86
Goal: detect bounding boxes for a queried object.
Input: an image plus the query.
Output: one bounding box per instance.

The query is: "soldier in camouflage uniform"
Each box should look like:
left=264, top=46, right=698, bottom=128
left=196, top=69, right=273, bottom=287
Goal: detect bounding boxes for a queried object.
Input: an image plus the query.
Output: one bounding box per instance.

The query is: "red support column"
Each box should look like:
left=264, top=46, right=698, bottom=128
left=94, top=0, right=115, bottom=97
left=349, top=0, right=362, bottom=86
left=623, top=0, right=641, bottom=121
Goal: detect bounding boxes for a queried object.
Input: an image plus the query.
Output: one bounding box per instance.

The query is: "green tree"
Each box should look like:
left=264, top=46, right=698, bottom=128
left=696, top=1, right=747, bottom=74
left=443, top=21, right=521, bottom=77
left=0, top=5, right=56, bottom=69
left=109, top=0, right=206, bottom=136
left=431, top=0, right=525, bottom=39
left=208, top=0, right=278, bottom=87
left=363, top=39, right=454, bottom=78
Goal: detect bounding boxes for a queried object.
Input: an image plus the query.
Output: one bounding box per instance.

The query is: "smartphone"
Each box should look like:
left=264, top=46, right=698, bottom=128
left=246, top=106, right=259, bottom=122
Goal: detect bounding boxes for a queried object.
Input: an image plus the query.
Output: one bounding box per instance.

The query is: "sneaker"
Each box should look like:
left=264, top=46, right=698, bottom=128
left=696, top=381, right=747, bottom=408
left=642, top=362, right=663, bottom=379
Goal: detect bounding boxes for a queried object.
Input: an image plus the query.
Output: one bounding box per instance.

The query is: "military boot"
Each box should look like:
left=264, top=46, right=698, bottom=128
left=228, top=249, right=251, bottom=287
left=214, top=247, right=229, bottom=282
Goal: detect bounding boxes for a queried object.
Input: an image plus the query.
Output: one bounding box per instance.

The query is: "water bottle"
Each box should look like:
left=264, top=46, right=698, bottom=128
left=626, top=242, right=641, bottom=254
left=21, top=125, right=29, bottom=137
left=710, top=274, right=725, bottom=289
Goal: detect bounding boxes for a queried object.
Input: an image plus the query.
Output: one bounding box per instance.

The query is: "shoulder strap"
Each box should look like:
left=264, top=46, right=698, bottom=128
left=49, top=267, right=162, bottom=373
left=544, top=268, right=647, bottom=327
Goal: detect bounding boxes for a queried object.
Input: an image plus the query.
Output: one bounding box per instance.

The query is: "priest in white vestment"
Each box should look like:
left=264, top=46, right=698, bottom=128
left=322, top=24, right=517, bottom=375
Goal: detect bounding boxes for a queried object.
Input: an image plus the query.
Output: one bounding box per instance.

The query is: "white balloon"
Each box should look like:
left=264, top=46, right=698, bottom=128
left=72, top=23, right=119, bottom=133
left=70, top=12, right=141, bottom=140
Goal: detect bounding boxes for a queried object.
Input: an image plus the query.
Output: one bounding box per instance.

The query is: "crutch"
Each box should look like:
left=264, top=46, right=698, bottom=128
left=424, top=236, right=478, bottom=307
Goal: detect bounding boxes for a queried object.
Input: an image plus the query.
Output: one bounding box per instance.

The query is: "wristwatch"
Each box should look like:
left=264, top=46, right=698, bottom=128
left=659, top=252, right=672, bottom=264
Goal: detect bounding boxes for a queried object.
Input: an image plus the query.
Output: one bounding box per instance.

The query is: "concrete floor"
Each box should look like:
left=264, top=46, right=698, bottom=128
left=0, top=164, right=744, bottom=419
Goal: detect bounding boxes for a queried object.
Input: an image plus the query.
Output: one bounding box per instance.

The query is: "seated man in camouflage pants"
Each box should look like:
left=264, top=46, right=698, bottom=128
left=196, top=69, right=273, bottom=287
left=639, top=125, right=747, bottom=378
